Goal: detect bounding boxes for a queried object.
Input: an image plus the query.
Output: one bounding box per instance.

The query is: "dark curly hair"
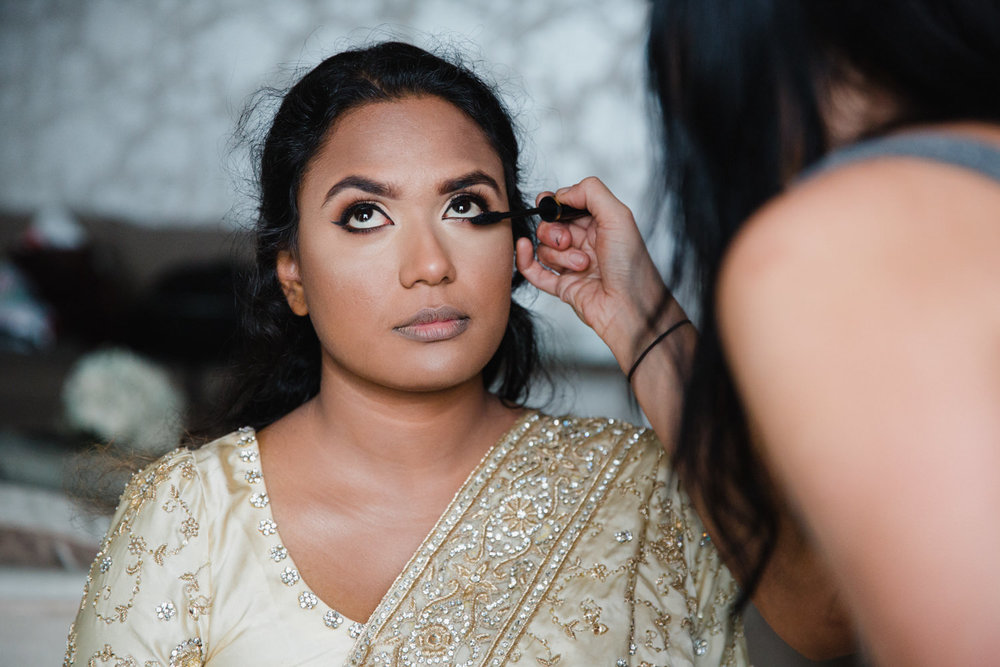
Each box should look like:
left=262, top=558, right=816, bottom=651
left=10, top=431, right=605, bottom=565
left=213, top=41, right=540, bottom=434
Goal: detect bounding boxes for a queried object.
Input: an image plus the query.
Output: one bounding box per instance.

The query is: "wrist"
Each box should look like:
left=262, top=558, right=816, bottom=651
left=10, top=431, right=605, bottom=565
left=626, top=319, right=693, bottom=385
left=602, top=290, right=688, bottom=375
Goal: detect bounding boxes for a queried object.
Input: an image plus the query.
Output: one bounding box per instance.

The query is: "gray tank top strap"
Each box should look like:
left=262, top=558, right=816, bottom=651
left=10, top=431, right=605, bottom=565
left=801, top=132, right=1000, bottom=183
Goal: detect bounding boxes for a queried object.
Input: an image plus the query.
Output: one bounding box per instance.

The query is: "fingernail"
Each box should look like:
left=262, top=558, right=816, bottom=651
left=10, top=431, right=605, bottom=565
left=553, top=231, right=563, bottom=246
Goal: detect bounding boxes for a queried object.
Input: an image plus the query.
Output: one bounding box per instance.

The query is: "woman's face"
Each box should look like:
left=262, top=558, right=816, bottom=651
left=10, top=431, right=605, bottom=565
left=278, top=95, right=514, bottom=394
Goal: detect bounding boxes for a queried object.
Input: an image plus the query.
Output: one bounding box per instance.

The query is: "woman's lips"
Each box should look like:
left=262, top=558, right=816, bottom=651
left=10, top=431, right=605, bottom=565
left=393, top=306, right=470, bottom=342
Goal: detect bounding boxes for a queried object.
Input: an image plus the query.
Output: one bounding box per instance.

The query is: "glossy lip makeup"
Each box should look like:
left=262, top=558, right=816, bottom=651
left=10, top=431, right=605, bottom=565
left=393, top=305, right=470, bottom=342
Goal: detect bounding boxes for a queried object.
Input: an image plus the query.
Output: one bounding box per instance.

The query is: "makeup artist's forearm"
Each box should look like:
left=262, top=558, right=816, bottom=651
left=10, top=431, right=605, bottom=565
left=594, top=286, right=695, bottom=451
left=626, top=322, right=696, bottom=453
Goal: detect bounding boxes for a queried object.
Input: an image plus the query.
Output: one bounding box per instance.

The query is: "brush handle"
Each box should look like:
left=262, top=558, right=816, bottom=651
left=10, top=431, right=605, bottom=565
left=467, top=196, right=590, bottom=225
left=536, top=196, right=588, bottom=222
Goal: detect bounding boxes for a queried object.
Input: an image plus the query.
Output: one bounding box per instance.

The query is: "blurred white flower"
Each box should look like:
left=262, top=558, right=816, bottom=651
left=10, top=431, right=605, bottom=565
left=62, top=347, right=184, bottom=454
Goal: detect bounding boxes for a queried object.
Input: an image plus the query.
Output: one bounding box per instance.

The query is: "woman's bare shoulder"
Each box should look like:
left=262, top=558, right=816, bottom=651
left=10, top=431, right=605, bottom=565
left=720, top=146, right=1000, bottom=328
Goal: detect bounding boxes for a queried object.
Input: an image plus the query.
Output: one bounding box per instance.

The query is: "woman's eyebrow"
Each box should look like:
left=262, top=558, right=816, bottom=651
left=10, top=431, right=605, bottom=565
left=438, top=171, right=501, bottom=195
left=324, top=176, right=397, bottom=204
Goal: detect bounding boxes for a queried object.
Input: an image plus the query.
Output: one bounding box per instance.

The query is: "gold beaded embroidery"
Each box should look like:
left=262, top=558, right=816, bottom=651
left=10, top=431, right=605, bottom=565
left=66, top=417, right=744, bottom=666
left=82, top=642, right=162, bottom=666
left=66, top=448, right=210, bottom=666
left=348, top=415, right=641, bottom=666
left=82, top=450, right=200, bottom=626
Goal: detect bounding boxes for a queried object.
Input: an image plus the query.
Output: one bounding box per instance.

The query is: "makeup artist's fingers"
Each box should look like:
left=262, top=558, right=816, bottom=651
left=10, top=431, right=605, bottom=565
left=535, top=220, right=572, bottom=251
left=534, top=191, right=594, bottom=248
left=532, top=178, right=684, bottom=362
left=516, top=237, right=561, bottom=296
left=534, top=190, right=556, bottom=206
left=551, top=177, right=632, bottom=231
left=535, top=243, right=590, bottom=272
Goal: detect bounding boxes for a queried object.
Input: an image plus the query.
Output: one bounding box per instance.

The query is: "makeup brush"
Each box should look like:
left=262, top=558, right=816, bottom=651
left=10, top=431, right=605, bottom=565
left=468, top=195, right=588, bottom=226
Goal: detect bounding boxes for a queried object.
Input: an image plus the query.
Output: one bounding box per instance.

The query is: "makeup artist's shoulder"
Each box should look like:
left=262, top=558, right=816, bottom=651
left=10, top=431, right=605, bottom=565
left=721, top=158, right=929, bottom=302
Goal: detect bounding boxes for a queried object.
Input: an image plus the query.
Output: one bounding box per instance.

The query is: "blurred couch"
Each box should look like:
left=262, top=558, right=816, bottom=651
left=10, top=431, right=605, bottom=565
left=0, top=209, right=250, bottom=435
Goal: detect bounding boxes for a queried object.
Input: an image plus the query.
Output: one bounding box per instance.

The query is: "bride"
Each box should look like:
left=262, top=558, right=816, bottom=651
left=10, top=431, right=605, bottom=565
left=66, top=41, right=844, bottom=666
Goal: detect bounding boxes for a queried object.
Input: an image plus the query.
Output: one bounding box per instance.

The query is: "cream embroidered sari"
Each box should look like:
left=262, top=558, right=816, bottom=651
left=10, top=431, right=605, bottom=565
left=66, top=411, right=746, bottom=666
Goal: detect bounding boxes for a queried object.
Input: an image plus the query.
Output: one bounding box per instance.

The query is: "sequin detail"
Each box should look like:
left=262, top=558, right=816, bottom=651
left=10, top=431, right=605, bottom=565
left=345, top=414, right=641, bottom=667
left=168, top=637, right=203, bottom=667
left=280, top=566, right=300, bottom=586
left=76, top=449, right=200, bottom=629
left=237, top=426, right=356, bottom=632
left=221, top=418, right=745, bottom=663
left=155, top=601, right=176, bottom=621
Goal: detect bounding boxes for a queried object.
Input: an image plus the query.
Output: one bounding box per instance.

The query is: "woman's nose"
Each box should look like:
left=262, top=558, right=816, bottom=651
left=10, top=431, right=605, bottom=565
left=398, top=222, right=456, bottom=287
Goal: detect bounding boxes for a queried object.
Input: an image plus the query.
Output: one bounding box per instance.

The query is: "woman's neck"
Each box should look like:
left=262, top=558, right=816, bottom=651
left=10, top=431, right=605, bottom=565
left=271, top=370, right=520, bottom=485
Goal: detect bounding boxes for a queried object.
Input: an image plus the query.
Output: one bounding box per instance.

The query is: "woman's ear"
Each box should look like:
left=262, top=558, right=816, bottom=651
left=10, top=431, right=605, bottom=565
left=276, top=249, right=309, bottom=316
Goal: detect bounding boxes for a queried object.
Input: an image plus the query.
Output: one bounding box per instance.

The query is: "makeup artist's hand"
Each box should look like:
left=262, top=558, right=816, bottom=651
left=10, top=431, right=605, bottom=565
left=515, top=177, right=689, bottom=377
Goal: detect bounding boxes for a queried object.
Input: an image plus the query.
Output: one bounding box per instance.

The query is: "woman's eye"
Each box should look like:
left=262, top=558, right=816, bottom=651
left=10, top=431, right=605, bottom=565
left=337, top=203, right=391, bottom=231
left=444, top=195, right=486, bottom=219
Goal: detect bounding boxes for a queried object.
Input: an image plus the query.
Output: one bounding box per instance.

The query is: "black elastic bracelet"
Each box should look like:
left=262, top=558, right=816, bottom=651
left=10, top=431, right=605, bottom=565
left=626, top=319, right=692, bottom=385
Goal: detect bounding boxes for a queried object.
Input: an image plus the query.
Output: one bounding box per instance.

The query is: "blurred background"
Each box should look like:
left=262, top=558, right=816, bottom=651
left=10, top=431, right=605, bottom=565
left=0, top=1, right=858, bottom=664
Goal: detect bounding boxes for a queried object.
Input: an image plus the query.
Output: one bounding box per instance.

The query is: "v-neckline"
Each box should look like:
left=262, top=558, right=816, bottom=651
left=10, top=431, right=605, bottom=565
left=234, top=410, right=541, bottom=635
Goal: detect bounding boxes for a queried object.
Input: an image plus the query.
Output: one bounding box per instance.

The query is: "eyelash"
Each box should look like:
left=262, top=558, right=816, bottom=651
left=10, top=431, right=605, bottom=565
left=332, top=192, right=493, bottom=233
left=445, top=192, right=491, bottom=219
left=332, top=200, right=390, bottom=234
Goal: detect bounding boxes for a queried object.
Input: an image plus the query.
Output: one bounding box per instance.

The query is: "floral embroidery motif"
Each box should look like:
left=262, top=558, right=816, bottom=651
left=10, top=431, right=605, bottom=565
left=179, top=518, right=199, bottom=540
left=580, top=599, right=609, bottom=635
left=168, top=637, right=203, bottom=667
left=414, top=621, right=453, bottom=659
left=155, top=601, right=177, bottom=621
left=85, top=643, right=141, bottom=665
left=346, top=415, right=638, bottom=666
left=496, top=494, right=543, bottom=536
left=280, top=566, right=300, bottom=586
left=79, top=449, right=200, bottom=627
left=65, top=418, right=745, bottom=665
left=343, top=414, right=745, bottom=665
left=178, top=566, right=212, bottom=620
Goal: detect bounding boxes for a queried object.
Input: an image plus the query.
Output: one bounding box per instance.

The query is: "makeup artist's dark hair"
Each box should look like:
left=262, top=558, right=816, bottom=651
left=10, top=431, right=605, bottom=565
left=213, top=41, right=539, bottom=434
left=647, top=0, right=1000, bottom=606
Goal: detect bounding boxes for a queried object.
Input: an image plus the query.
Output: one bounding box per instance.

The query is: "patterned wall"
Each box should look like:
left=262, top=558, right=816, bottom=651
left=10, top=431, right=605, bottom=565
left=0, top=0, right=662, bottom=414
left=0, top=0, right=652, bottom=229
